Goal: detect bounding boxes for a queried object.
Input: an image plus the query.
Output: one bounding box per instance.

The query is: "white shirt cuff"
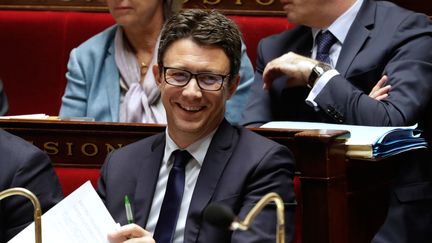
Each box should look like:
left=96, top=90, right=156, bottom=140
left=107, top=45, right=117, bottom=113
left=306, top=69, right=340, bottom=107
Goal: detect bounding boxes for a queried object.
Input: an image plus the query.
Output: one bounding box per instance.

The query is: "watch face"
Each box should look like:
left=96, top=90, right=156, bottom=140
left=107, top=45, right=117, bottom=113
left=315, top=66, right=325, bottom=74
left=308, top=63, right=332, bottom=88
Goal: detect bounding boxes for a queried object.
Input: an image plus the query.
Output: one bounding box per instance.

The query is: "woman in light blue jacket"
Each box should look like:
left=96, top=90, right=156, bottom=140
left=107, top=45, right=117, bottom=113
left=59, top=0, right=253, bottom=125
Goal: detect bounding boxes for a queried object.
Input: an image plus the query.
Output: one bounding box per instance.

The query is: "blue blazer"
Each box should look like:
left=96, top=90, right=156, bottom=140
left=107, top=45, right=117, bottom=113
left=60, top=25, right=254, bottom=125
left=97, top=120, right=296, bottom=243
left=0, top=129, right=63, bottom=242
left=241, top=1, right=432, bottom=242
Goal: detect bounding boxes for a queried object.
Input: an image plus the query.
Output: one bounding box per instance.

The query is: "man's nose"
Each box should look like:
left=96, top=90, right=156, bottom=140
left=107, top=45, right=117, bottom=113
left=182, top=77, right=203, bottom=98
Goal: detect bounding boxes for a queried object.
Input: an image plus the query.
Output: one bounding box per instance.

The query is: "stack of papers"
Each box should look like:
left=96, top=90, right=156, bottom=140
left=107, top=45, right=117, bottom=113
left=0, top=113, right=57, bottom=120
left=261, top=121, right=428, bottom=159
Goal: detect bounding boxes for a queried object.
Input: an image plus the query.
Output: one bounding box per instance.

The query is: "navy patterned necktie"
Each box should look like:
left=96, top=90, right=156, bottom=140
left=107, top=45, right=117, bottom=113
left=315, top=31, right=337, bottom=64
left=153, top=150, right=191, bottom=243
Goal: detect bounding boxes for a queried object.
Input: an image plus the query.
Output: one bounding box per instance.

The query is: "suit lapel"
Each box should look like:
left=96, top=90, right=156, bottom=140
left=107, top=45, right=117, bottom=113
left=133, top=133, right=165, bottom=227
left=184, top=120, right=238, bottom=243
left=336, top=0, right=376, bottom=76
left=293, top=28, right=313, bottom=57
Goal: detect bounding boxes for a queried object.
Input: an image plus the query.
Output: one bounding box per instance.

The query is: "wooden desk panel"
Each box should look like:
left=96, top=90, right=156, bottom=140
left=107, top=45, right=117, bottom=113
left=1, top=119, right=393, bottom=243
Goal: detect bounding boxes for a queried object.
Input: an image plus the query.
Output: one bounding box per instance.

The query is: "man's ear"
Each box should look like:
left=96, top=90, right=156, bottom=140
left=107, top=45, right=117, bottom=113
left=153, top=64, right=162, bottom=86
left=227, top=74, right=240, bottom=99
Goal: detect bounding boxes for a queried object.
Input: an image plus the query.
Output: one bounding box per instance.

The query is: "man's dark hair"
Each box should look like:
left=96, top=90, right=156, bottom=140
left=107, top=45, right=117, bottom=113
left=158, top=9, right=242, bottom=87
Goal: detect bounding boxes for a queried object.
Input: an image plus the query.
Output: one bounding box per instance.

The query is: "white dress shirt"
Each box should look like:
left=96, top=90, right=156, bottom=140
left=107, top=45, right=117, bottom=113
left=146, top=128, right=217, bottom=243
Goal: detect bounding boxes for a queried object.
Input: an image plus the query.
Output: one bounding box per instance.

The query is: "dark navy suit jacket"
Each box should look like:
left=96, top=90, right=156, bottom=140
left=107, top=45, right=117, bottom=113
left=0, top=80, right=7, bottom=116
left=97, top=120, right=296, bottom=243
left=241, top=1, right=432, bottom=242
left=0, top=129, right=63, bottom=242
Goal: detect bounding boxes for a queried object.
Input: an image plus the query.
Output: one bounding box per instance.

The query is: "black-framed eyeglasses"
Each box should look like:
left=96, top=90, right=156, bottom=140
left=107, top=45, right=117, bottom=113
left=163, top=67, right=229, bottom=91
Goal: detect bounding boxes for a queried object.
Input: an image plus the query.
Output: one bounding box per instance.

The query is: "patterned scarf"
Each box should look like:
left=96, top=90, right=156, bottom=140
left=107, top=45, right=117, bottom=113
left=114, top=27, right=166, bottom=124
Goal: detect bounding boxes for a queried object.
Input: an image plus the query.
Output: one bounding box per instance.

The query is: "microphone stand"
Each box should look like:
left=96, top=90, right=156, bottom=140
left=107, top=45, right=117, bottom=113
left=231, top=192, right=285, bottom=243
left=0, top=187, right=42, bottom=243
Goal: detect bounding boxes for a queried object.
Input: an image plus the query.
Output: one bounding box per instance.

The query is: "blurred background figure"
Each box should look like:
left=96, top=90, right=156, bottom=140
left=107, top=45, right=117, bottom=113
left=0, top=129, right=63, bottom=242
left=240, top=0, right=432, bottom=242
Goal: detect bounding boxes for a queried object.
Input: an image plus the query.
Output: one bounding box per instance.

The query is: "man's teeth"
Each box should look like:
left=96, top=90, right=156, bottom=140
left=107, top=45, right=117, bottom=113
left=181, top=105, right=202, bottom=111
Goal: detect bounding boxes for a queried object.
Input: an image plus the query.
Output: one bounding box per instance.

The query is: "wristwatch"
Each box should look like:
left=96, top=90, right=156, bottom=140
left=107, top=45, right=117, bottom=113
left=307, top=62, right=332, bottom=88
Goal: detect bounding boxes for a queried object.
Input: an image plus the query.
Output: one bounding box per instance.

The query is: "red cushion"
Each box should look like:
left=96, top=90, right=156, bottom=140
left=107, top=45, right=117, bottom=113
left=229, top=15, right=294, bottom=68
left=54, top=167, right=100, bottom=196
left=0, top=11, right=66, bottom=115
left=0, top=11, right=114, bottom=116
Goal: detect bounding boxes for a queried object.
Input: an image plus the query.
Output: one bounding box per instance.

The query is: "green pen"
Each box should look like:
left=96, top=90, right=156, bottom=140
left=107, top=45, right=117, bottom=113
left=124, top=195, right=134, bottom=224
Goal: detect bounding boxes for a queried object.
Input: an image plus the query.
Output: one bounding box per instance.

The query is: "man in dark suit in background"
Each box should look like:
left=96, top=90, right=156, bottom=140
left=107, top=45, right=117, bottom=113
left=0, top=129, right=63, bottom=242
left=0, top=80, right=7, bottom=115
left=98, top=9, right=296, bottom=243
left=241, top=0, right=432, bottom=242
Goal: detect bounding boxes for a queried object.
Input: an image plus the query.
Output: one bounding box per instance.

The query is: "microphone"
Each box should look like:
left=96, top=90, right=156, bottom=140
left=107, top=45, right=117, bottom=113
left=203, top=202, right=247, bottom=230
left=204, top=192, right=285, bottom=243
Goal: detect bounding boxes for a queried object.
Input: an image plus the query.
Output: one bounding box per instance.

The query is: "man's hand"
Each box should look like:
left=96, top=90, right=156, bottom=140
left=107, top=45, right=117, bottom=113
left=108, top=224, right=155, bottom=243
left=263, top=52, right=318, bottom=89
left=369, top=75, right=391, bottom=100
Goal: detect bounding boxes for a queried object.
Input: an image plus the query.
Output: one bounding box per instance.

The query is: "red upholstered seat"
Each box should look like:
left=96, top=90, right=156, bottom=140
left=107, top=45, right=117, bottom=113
left=229, top=15, right=294, bottom=67
left=0, top=11, right=115, bottom=116
left=54, top=167, right=100, bottom=196
left=0, top=11, right=66, bottom=115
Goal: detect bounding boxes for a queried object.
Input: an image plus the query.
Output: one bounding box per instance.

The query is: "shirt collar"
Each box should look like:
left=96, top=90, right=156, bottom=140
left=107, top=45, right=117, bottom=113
left=164, top=128, right=218, bottom=167
left=312, top=0, right=363, bottom=44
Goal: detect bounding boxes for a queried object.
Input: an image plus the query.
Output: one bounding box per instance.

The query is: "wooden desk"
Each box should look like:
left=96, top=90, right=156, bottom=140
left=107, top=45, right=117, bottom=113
left=0, top=119, right=394, bottom=243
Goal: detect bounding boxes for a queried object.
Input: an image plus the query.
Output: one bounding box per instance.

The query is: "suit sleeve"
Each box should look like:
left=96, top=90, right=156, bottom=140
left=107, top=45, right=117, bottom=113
left=315, top=13, right=432, bottom=126
left=225, top=40, right=255, bottom=125
left=59, top=48, right=89, bottom=118
left=1, top=133, right=63, bottom=241
left=240, top=39, right=274, bottom=127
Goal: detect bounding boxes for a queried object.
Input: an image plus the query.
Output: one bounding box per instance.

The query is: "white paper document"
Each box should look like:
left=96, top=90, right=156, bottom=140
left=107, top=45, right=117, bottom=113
left=9, top=181, right=118, bottom=243
left=0, top=113, right=50, bottom=119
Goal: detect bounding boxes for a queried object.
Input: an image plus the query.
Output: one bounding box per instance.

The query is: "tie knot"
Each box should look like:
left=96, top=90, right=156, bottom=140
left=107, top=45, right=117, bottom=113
left=172, top=150, right=191, bottom=168
left=316, top=31, right=337, bottom=56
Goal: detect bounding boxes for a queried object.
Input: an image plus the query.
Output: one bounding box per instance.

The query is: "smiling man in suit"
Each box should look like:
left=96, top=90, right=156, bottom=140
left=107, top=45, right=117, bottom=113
left=240, top=0, right=432, bottom=242
left=98, top=9, right=296, bottom=243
